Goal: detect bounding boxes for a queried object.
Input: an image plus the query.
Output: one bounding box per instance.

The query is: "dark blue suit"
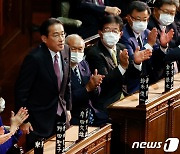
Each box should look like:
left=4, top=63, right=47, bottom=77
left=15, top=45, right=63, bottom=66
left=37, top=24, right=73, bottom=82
left=121, top=24, right=166, bottom=93
left=148, top=15, right=180, bottom=70
left=71, top=60, right=106, bottom=126
left=69, top=0, right=110, bottom=38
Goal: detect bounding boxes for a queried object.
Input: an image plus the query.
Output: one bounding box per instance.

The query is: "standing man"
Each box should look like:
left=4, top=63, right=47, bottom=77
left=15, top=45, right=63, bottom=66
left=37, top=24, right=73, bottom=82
left=15, top=18, right=71, bottom=151
left=66, top=34, right=106, bottom=126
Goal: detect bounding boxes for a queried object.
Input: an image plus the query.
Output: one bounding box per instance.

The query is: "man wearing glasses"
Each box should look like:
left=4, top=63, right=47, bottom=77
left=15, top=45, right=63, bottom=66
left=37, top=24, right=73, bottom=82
left=120, top=1, right=172, bottom=94
left=85, top=15, right=151, bottom=117
left=15, top=18, right=72, bottom=151
left=147, top=0, right=180, bottom=73
left=148, top=0, right=179, bottom=48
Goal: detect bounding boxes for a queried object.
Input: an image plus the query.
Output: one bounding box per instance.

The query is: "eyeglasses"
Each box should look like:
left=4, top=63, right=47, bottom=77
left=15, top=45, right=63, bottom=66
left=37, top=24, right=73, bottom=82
left=159, top=8, right=176, bottom=16
left=49, top=32, right=66, bottom=39
left=103, top=27, right=120, bottom=34
left=130, top=15, right=148, bottom=22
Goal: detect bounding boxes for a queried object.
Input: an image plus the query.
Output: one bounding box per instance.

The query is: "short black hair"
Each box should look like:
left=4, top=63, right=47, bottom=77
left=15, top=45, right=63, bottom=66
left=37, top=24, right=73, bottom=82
left=154, top=0, right=178, bottom=8
left=39, top=18, right=63, bottom=36
left=99, top=15, right=123, bottom=31
left=128, top=1, right=151, bottom=15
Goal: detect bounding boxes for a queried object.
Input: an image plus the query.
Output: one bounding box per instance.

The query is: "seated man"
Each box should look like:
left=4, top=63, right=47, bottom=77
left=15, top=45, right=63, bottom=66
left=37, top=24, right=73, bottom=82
left=66, top=34, right=106, bottom=126
left=147, top=0, right=180, bottom=72
left=85, top=15, right=151, bottom=113
left=148, top=0, right=179, bottom=48
left=120, top=1, right=169, bottom=93
left=0, top=97, right=29, bottom=154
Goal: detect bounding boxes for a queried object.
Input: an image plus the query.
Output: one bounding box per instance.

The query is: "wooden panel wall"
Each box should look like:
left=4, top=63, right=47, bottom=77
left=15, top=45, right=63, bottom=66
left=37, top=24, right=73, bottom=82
left=0, top=0, right=2, bottom=35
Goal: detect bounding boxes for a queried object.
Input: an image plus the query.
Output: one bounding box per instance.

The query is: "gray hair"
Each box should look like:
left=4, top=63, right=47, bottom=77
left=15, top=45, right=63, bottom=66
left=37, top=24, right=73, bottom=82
left=65, top=34, right=84, bottom=45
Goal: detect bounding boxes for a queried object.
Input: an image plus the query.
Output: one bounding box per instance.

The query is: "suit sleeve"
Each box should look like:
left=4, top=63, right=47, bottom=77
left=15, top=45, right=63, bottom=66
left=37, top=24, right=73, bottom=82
left=80, top=0, right=106, bottom=14
left=120, top=36, right=136, bottom=60
left=164, top=47, right=180, bottom=62
left=85, top=50, right=124, bottom=87
left=64, top=49, right=72, bottom=111
left=15, top=54, right=38, bottom=113
left=71, top=61, right=100, bottom=107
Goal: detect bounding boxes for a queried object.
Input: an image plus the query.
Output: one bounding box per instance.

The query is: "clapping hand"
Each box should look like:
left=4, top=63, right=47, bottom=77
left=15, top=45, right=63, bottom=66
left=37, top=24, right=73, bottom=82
left=86, top=69, right=105, bottom=92
left=119, top=49, right=129, bottom=69
left=134, top=46, right=152, bottom=64
left=148, top=28, right=158, bottom=47
left=160, top=28, right=174, bottom=47
left=10, top=107, right=29, bottom=134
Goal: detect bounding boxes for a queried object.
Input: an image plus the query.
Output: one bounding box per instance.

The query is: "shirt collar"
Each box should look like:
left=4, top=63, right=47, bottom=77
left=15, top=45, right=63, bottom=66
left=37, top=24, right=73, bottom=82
left=159, top=24, right=166, bottom=31
left=103, top=43, right=117, bottom=56
left=133, top=31, right=141, bottom=39
left=49, top=49, right=60, bottom=60
left=72, top=65, right=78, bottom=71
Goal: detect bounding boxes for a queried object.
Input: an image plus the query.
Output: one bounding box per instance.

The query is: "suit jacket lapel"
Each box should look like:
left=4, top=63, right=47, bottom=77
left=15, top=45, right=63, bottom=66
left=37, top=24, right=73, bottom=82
left=126, top=24, right=139, bottom=49
left=78, top=62, right=89, bottom=85
left=42, top=43, right=59, bottom=90
left=60, top=45, right=69, bottom=92
left=98, top=41, right=116, bottom=68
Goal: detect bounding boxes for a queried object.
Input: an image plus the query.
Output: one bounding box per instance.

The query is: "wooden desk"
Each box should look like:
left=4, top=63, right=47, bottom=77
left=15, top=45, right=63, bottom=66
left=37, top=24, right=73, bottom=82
left=108, top=73, right=180, bottom=154
left=26, top=124, right=112, bottom=154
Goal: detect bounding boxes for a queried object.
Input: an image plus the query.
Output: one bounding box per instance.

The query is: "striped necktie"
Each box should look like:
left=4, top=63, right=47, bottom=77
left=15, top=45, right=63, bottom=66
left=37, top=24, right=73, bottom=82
left=111, top=50, right=118, bottom=66
left=74, top=66, right=81, bottom=84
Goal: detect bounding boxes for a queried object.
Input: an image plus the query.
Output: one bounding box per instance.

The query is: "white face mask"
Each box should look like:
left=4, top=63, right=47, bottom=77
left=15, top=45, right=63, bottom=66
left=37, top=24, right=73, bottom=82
left=102, top=32, right=120, bottom=47
left=132, top=21, right=148, bottom=34
left=71, top=52, right=84, bottom=63
left=158, top=13, right=174, bottom=26
left=0, top=97, right=5, bottom=113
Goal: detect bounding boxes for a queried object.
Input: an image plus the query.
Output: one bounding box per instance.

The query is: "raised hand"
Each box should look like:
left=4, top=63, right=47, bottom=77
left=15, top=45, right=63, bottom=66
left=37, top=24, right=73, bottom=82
left=148, top=28, right=158, bottom=47
left=134, top=46, right=152, bottom=64
left=119, top=49, right=129, bottom=69
left=105, top=6, right=121, bottom=16
left=86, top=69, right=105, bottom=92
left=160, top=28, right=174, bottom=47
left=10, top=107, right=29, bottom=134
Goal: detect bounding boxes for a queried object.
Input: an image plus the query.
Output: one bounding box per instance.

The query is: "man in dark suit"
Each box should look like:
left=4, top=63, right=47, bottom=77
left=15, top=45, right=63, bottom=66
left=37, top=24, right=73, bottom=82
left=15, top=18, right=71, bottom=151
left=66, top=34, right=106, bottom=126
left=120, top=1, right=169, bottom=93
left=69, top=0, right=121, bottom=38
left=148, top=0, right=179, bottom=48
left=85, top=15, right=151, bottom=112
left=147, top=0, right=180, bottom=73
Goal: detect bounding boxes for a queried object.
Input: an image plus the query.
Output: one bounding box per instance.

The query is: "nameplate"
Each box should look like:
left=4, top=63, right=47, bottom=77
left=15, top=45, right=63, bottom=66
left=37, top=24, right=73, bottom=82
left=139, top=75, right=149, bottom=105
left=78, top=108, right=89, bottom=140
left=56, top=122, right=66, bottom=153
left=165, top=62, right=174, bottom=92
left=34, top=138, right=44, bottom=154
